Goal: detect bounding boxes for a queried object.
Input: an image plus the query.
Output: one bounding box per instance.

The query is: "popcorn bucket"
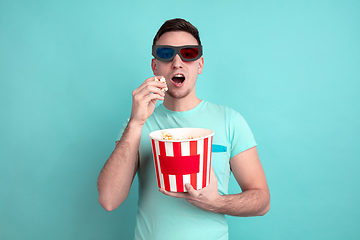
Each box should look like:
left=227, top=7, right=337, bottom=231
left=149, top=128, right=214, bottom=192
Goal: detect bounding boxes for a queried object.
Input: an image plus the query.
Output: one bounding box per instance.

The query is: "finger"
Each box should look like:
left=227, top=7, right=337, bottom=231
left=210, top=167, right=217, bottom=180
left=137, top=76, right=167, bottom=93
left=133, top=88, right=164, bottom=107
left=185, top=183, right=200, bottom=198
left=210, top=166, right=217, bottom=182
left=139, top=85, right=165, bottom=97
left=132, top=79, right=150, bottom=96
left=135, top=83, right=167, bottom=101
left=159, top=188, right=190, bottom=199
left=143, top=92, right=164, bottom=104
left=139, top=76, right=160, bottom=88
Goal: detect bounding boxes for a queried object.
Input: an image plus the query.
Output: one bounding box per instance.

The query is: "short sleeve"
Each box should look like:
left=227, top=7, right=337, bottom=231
left=230, top=113, right=257, bottom=158
left=116, top=118, right=130, bottom=141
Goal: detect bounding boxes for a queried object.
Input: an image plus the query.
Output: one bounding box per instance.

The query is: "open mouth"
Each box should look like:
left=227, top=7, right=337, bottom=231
left=171, top=74, right=185, bottom=86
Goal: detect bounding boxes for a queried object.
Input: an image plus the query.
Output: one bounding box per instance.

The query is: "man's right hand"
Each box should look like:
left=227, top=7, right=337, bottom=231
left=130, top=76, right=167, bottom=126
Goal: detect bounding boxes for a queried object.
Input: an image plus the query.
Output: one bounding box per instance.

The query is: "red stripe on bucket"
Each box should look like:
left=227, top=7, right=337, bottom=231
left=203, top=138, right=208, bottom=188
left=151, top=139, right=161, bottom=188
left=159, top=141, right=170, bottom=191
left=190, top=141, right=198, bottom=190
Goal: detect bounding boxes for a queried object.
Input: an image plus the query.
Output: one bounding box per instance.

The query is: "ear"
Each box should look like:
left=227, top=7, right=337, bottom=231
left=151, top=58, right=158, bottom=75
left=198, top=56, right=204, bottom=74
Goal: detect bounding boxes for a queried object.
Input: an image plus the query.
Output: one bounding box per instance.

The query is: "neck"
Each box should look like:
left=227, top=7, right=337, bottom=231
left=163, top=94, right=201, bottom=112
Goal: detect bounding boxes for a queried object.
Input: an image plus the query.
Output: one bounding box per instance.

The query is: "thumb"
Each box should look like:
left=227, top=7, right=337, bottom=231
left=185, top=183, right=199, bottom=198
left=210, top=166, right=217, bottom=181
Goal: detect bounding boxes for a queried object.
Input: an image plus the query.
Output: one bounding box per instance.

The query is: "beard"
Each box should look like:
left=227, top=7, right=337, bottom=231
left=166, top=87, right=193, bottom=99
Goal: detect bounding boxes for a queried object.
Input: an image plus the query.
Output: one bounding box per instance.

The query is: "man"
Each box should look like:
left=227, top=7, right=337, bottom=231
left=97, top=18, right=270, bottom=240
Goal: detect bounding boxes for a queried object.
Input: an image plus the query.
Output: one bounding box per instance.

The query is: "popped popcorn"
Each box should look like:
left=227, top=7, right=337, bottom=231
left=155, top=76, right=168, bottom=92
left=160, top=131, right=200, bottom=140
left=161, top=131, right=174, bottom=140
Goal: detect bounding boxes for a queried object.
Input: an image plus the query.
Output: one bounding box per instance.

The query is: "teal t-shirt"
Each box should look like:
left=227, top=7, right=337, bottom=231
left=117, top=100, right=257, bottom=240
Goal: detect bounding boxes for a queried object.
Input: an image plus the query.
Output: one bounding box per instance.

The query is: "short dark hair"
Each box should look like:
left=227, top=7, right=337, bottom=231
left=153, top=18, right=201, bottom=45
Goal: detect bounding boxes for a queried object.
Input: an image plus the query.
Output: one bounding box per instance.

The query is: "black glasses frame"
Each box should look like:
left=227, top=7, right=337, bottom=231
left=152, top=45, right=203, bottom=62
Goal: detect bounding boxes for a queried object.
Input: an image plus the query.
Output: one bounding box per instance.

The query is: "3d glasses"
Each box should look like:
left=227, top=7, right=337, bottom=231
left=152, top=45, right=203, bottom=62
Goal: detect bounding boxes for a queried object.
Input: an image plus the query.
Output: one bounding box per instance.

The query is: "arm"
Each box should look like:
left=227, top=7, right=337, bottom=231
left=216, top=146, right=270, bottom=216
left=97, top=77, right=167, bottom=211
left=97, top=121, right=142, bottom=212
left=160, top=146, right=270, bottom=217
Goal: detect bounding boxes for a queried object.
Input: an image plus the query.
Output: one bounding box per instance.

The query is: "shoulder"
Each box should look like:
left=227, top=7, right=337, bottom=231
left=202, top=101, right=242, bottom=119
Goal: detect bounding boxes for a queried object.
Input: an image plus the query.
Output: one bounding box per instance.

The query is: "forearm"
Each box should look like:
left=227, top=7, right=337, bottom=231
left=211, top=189, right=270, bottom=217
left=161, top=166, right=271, bottom=217
left=97, top=120, right=142, bottom=211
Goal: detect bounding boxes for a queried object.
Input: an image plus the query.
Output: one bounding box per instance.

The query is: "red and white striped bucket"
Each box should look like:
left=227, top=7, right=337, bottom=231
left=149, top=128, right=214, bottom=192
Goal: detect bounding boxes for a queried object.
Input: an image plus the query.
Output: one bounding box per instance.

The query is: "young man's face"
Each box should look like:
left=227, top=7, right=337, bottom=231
left=151, top=31, right=204, bottom=100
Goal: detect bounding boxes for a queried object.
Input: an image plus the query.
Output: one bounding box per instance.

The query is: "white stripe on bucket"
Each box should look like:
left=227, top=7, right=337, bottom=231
left=181, top=141, right=190, bottom=192
left=154, top=140, right=165, bottom=189
left=164, top=142, right=177, bottom=192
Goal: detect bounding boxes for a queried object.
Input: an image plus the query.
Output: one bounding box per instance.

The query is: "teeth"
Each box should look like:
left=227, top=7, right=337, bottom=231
left=174, top=74, right=184, bottom=77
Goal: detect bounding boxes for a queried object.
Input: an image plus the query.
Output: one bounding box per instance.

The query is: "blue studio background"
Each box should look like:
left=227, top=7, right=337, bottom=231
left=1, top=0, right=359, bottom=239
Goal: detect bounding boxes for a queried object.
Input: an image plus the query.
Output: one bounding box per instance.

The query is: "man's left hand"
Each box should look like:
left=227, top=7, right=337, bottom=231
left=159, top=167, right=222, bottom=213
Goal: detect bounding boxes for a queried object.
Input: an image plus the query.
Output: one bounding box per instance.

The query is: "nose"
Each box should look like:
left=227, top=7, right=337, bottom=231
left=171, top=54, right=183, bottom=69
